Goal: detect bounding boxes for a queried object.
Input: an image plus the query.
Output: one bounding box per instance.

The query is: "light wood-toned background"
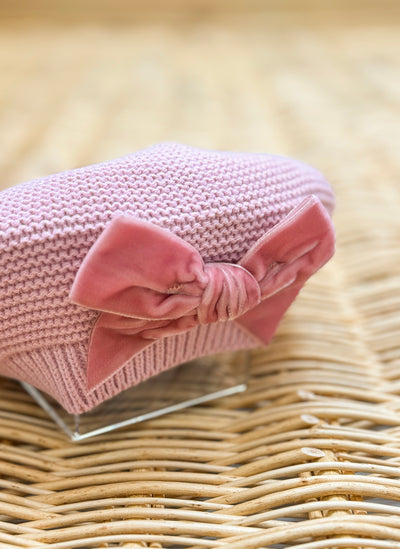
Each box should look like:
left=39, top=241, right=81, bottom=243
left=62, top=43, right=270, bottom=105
left=1, top=2, right=400, bottom=547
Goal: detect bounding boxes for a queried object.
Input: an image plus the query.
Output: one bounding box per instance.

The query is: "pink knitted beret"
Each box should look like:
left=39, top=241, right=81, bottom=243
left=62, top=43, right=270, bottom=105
left=0, top=143, right=335, bottom=413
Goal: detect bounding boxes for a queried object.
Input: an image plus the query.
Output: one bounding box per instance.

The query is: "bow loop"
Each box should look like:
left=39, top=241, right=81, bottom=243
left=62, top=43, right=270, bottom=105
left=69, top=216, right=205, bottom=320
left=69, top=195, right=335, bottom=390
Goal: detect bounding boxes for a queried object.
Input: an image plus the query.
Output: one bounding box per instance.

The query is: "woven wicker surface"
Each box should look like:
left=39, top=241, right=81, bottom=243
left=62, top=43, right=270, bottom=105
left=1, top=3, right=400, bottom=547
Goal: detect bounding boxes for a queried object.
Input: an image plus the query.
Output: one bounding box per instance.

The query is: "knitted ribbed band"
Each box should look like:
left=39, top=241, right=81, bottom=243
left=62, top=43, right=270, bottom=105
left=0, top=143, right=335, bottom=413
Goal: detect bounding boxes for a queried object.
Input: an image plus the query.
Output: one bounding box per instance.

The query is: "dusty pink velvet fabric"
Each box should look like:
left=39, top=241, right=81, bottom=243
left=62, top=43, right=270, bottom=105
left=0, top=142, right=335, bottom=413
left=70, top=196, right=334, bottom=391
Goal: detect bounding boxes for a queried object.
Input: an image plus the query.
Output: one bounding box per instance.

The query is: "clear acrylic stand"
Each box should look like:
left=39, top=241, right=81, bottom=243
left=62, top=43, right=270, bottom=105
left=21, top=351, right=248, bottom=441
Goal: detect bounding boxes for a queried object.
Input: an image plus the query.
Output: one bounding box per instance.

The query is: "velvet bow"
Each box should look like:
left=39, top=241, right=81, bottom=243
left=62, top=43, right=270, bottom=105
left=69, top=195, right=334, bottom=390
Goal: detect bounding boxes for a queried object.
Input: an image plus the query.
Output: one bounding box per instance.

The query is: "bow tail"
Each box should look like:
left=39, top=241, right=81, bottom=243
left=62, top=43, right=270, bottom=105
left=86, top=313, right=199, bottom=390
left=235, top=283, right=302, bottom=345
left=86, top=314, right=155, bottom=390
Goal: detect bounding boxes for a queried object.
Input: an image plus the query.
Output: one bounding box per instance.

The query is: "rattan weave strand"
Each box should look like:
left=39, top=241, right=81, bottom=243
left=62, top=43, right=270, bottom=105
left=1, top=3, right=400, bottom=547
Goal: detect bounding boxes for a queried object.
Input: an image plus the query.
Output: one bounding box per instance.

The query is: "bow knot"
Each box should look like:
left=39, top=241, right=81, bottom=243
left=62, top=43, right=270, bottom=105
left=198, top=264, right=261, bottom=324
left=69, top=196, right=335, bottom=390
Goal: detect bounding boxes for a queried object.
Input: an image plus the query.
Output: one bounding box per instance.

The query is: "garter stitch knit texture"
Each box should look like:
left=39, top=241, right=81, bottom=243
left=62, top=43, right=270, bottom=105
left=0, top=142, right=335, bottom=413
